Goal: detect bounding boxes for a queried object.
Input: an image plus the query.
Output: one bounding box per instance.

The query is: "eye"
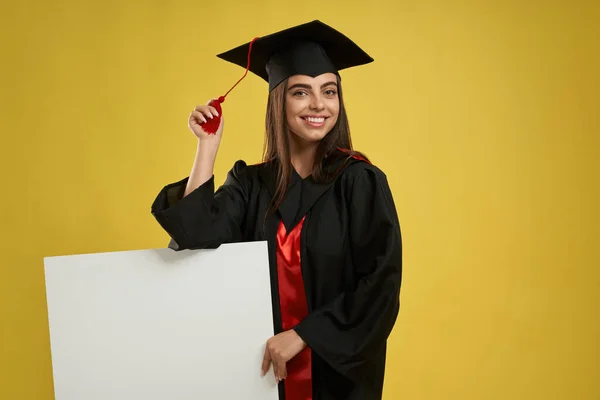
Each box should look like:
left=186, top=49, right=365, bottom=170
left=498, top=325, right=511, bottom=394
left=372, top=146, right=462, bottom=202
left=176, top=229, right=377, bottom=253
left=324, top=89, right=338, bottom=96
left=292, top=90, right=308, bottom=97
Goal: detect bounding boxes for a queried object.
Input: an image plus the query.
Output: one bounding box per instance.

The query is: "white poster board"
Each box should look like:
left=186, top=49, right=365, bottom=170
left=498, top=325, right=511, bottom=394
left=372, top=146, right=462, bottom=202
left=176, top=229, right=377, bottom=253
left=44, top=241, right=278, bottom=400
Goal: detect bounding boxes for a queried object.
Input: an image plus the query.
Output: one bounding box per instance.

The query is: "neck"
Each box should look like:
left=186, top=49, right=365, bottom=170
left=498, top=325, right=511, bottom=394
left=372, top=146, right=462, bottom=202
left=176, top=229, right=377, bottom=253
left=289, top=133, right=318, bottom=179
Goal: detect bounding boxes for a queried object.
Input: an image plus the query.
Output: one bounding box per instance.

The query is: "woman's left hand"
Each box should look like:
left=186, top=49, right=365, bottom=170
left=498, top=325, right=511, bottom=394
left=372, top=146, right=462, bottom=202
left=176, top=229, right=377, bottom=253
left=261, top=329, right=307, bottom=383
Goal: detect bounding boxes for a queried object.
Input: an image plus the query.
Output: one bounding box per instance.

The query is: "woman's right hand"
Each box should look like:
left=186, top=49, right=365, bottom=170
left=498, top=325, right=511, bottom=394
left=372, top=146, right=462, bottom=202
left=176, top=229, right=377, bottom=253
left=188, top=100, right=224, bottom=141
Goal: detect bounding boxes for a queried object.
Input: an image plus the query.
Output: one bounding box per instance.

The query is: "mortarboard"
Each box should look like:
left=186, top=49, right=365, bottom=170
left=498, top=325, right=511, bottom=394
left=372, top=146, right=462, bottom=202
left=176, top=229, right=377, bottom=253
left=200, top=20, right=374, bottom=134
left=217, top=20, right=374, bottom=92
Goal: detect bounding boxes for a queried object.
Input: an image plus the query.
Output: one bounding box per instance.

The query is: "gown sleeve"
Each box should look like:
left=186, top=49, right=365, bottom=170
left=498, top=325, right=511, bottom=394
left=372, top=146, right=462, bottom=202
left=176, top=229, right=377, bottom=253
left=293, top=166, right=402, bottom=380
left=151, top=160, right=249, bottom=250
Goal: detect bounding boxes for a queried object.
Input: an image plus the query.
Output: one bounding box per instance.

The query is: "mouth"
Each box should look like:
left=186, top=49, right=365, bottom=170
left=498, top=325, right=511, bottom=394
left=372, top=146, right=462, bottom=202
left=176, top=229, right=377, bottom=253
left=301, top=115, right=328, bottom=127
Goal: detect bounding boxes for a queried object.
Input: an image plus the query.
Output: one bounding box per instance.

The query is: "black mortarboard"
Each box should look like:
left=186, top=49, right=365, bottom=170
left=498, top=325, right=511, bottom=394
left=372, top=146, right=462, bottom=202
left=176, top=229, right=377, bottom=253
left=216, top=20, right=374, bottom=92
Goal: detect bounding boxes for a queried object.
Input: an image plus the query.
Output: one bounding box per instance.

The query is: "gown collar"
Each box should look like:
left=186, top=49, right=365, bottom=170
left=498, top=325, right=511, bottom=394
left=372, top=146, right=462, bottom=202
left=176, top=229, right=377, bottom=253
left=258, top=149, right=364, bottom=232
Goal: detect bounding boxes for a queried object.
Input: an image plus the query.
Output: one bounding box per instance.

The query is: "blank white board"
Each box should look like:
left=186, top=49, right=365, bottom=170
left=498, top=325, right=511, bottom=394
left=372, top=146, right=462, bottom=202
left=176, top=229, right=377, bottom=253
left=44, top=241, right=278, bottom=400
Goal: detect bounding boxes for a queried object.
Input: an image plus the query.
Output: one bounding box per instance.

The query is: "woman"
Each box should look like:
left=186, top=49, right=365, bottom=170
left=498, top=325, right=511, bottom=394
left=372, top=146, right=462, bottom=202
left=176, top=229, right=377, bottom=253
left=151, top=20, right=402, bottom=400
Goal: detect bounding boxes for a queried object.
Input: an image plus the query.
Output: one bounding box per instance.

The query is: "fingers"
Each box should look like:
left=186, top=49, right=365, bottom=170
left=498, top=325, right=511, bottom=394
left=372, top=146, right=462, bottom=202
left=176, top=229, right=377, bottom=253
left=207, top=106, right=219, bottom=118
left=275, top=360, right=287, bottom=382
left=203, top=100, right=220, bottom=118
left=265, top=340, right=287, bottom=384
left=271, top=359, right=287, bottom=383
left=261, top=347, right=271, bottom=377
left=193, top=105, right=217, bottom=121
left=191, top=110, right=207, bottom=124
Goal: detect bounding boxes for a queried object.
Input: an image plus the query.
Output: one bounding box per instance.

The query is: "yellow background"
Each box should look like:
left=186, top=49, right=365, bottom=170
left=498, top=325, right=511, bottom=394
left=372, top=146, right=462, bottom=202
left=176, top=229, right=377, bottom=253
left=1, top=0, right=598, bottom=399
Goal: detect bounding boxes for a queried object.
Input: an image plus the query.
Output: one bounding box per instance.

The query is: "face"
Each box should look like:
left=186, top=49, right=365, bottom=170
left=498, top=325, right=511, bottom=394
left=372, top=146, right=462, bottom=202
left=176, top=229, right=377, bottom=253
left=285, top=73, right=340, bottom=144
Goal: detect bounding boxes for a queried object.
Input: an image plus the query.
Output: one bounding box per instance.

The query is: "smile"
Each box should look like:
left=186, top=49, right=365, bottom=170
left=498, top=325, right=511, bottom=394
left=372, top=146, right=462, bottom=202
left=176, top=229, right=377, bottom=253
left=301, top=116, right=328, bottom=127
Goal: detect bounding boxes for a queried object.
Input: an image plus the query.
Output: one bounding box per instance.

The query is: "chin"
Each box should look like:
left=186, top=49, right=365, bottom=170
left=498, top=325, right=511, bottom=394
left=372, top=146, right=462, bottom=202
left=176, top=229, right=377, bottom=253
left=303, top=129, right=331, bottom=141
left=292, top=128, right=331, bottom=144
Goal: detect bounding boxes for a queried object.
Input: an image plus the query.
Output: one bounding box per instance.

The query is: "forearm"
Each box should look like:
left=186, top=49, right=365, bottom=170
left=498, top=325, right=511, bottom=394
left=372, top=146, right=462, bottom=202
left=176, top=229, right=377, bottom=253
left=184, top=139, right=219, bottom=197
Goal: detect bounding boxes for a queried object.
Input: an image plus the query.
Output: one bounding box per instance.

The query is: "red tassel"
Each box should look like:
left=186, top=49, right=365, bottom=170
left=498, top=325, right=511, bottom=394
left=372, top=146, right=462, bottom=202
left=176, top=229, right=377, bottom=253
left=202, top=38, right=259, bottom=134
left=202, top=98, right=224, bottom=135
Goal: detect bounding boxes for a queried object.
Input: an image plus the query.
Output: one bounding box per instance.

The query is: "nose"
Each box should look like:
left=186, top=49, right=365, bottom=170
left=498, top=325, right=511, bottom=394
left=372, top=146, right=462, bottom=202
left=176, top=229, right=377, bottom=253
left=309, top=93, right=325, bottom=111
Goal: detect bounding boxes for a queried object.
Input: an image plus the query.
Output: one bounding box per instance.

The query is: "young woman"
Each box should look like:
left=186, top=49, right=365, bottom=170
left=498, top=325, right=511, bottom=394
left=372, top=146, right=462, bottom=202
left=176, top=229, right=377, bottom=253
left=151, top=20, right=402, bottom=400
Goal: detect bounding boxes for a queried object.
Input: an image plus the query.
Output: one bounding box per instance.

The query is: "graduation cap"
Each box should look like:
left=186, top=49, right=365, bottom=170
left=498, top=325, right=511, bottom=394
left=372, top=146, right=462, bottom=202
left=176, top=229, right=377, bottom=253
left=218, top=19, right=374, bottom=91
left=200, top=20, right=374, bottom=134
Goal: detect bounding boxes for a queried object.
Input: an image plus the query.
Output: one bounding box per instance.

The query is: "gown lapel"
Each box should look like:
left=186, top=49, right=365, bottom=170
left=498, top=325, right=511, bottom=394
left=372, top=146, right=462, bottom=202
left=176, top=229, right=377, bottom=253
left=258, top=154, right=352, bottom=231
left=257, top=160, right=303, bottom=232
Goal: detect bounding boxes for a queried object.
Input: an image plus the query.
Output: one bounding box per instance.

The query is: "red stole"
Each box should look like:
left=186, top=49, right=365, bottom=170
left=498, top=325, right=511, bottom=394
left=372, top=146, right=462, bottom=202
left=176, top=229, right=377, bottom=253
left=276, top=216, right=312, bottom=400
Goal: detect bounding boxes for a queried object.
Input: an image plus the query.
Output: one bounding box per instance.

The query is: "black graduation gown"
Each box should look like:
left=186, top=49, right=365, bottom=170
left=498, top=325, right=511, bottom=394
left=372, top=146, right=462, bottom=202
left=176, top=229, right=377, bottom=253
left=150, top=150, right=402, bottom=400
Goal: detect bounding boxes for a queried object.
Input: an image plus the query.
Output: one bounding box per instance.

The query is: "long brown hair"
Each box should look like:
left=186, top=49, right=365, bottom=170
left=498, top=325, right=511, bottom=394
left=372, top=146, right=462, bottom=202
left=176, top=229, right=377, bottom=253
left=262, top=75, right=369, bottom=215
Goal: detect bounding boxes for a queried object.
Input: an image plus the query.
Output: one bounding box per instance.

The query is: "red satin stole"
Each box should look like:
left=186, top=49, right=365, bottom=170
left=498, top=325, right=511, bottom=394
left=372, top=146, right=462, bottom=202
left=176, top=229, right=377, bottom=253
left=276, top=216, right=312, bottom=400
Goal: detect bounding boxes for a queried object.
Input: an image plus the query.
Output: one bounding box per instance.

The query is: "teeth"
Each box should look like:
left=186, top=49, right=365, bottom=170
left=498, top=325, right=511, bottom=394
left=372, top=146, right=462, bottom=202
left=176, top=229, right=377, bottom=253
left=306, top=117, right=325, bottom=123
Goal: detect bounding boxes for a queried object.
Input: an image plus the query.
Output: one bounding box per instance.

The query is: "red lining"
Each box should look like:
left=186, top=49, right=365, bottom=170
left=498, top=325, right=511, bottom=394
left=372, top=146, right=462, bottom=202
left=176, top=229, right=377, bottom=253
left=336, top=147, right=371, bottom=163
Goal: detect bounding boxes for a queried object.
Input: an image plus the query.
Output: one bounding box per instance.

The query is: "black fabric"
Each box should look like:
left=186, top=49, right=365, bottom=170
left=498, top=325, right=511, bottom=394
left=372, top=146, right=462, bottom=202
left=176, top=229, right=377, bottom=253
left=216, top=20, right=374, bottom=91
left=151, top=150, right=402, bottom=399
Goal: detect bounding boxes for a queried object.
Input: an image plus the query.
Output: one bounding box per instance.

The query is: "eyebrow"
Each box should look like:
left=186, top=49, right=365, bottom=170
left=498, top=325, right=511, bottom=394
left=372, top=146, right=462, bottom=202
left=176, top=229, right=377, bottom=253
left=288, top=81, right=338, bottom=91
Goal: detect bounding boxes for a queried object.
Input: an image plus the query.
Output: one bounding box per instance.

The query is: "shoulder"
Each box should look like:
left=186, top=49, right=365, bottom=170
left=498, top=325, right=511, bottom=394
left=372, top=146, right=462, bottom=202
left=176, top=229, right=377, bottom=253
left=224, top=159, right=272, bottom=188
left=229, top=159, right=273, bottom=177
left=344, top=159, right=387, bottom=181
left=328, top=149, right=397, bottom=211
left=333, top=148, right=389, bottom=186
left=335, top=151, right=400, bottom=223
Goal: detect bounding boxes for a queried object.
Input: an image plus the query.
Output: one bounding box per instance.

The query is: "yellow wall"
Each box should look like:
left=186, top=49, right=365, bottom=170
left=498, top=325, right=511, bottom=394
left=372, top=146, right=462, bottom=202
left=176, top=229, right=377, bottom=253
left=1, top=1, right=598, bottom=399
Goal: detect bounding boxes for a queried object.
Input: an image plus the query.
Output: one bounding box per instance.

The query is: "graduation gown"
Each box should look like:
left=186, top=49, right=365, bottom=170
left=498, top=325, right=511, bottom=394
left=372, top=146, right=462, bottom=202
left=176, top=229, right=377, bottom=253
left=151, top=149, right=402, bottom=400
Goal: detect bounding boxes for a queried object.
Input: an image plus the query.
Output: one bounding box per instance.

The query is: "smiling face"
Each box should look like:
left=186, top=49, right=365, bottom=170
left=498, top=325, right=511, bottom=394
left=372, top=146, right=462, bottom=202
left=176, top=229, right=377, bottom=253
left=285, top=73, right=340, bottom=145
